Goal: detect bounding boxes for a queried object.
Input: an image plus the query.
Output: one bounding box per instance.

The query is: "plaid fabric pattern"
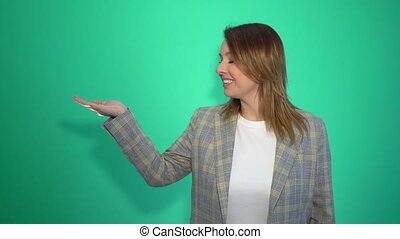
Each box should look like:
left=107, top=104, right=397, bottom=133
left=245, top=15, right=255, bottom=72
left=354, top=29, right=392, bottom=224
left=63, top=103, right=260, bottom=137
left=103, top=106, right=334, bottom=223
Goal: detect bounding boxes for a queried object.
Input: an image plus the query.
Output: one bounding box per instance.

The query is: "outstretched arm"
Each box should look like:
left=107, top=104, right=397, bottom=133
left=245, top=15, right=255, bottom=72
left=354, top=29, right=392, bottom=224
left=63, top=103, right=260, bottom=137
left=73, top=95, right=194, bottom=187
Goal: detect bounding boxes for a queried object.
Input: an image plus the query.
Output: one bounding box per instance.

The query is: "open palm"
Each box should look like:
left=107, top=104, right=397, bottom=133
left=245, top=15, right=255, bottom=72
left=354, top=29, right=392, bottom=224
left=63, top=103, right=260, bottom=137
left=73, top=95, right=127, bottom=118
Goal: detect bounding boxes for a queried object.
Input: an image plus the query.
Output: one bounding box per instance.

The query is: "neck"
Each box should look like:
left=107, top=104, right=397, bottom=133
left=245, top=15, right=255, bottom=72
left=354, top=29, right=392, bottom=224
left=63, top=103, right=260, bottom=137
left=240, top=98, right=263, bottom=121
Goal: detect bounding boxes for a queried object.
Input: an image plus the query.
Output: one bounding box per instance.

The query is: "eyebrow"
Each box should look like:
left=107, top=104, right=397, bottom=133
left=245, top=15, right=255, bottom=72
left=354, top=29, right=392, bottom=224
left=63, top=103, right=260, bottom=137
left=218, top=52, right=231, bottom=57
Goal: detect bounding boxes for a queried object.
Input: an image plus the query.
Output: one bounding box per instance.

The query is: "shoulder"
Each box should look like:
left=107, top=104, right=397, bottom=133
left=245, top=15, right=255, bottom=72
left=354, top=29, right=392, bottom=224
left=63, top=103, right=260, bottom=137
left=298, top=109, right=326, bottom=129
left=185, top=105, right=227, bottom=131
left=297, top=109, right=328, bottom=143
left=192, top=105, right=225, bottom=120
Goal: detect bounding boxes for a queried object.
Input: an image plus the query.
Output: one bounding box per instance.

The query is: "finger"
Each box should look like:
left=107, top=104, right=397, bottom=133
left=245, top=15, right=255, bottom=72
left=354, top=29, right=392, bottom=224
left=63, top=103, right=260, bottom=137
left=87, top=106, right=105, bottom=117
left=87, top=106, right=98, bottom=113
left=87, top=106, right=102, bottom=114
left=74, top=96, right=102, bottom=109
left=93, top=100, right=105, bottom=105
left=88, top=102, right=104, bottom=112
left=73, top=95, right=92, bottom=106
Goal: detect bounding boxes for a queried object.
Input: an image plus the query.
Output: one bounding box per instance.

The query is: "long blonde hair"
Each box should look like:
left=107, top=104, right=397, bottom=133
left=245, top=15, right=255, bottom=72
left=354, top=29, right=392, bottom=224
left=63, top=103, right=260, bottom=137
left=222, top=23, right=307, bottom=144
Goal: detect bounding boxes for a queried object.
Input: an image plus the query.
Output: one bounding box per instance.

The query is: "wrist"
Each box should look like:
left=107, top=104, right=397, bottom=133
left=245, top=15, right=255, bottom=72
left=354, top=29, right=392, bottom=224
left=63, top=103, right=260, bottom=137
left=113, top=107, right=127, bottom=118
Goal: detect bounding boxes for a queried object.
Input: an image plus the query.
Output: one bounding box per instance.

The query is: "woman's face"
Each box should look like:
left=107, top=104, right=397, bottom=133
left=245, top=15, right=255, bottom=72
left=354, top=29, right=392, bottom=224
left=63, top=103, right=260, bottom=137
left=216, top=40, right=259, bottom=103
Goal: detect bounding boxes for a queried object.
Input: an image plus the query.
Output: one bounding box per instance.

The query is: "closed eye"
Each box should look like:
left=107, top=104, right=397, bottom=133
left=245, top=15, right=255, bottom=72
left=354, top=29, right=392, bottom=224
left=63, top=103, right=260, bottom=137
left=218, top=53, right=234, bottom=64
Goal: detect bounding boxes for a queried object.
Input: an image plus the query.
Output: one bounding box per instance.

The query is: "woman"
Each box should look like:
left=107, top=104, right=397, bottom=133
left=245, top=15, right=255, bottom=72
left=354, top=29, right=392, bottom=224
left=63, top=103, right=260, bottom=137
left=74, top=23, right=334, bottom=224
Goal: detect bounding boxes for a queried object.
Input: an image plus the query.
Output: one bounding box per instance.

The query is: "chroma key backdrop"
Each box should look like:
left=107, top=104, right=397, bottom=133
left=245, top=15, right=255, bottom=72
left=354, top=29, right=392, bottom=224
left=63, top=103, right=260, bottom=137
left=0, top=0, right=399, bottom=223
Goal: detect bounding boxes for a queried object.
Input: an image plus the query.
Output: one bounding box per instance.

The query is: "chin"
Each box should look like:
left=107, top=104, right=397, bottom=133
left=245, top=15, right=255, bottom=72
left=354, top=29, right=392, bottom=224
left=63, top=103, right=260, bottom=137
left=223, top=90, right=234, bottom=98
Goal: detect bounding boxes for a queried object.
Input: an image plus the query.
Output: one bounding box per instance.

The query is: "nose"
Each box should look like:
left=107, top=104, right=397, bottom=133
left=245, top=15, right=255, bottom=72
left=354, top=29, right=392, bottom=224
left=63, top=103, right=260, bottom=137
left=216, top=61, right=226, bottom=76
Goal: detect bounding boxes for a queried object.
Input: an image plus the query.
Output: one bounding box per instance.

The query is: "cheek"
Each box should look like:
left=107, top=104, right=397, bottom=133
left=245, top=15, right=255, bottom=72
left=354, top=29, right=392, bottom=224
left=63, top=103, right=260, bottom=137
left=229, top=67, right=252, bottom=84
left=228, top=66, right=243, bottom=79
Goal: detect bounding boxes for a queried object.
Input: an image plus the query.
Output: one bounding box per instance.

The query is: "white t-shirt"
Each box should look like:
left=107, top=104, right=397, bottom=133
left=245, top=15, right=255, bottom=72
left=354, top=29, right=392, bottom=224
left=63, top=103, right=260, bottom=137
left=226, top=114, right=277, bottom=224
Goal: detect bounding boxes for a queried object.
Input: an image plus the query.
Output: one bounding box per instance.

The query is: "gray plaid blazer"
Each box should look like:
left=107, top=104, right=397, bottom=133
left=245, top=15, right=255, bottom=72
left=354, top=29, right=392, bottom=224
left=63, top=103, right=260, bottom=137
left=103, top=105, right=334, bottom=223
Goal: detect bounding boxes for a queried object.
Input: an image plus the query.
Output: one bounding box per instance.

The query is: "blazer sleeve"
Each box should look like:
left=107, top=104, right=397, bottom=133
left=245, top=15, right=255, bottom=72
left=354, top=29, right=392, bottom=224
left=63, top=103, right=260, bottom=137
left=102, top=109, right=198, bottom=187
left=309, top=119, right=335, bottom=223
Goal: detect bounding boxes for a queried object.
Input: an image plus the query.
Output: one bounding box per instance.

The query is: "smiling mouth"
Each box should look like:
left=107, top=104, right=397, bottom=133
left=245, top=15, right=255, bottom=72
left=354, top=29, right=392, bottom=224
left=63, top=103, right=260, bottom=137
left=223, top=79, right=233, bottom=84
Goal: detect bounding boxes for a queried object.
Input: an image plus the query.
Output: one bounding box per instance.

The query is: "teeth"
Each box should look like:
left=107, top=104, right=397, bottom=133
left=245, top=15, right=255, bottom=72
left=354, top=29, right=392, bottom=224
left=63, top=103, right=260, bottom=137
left=223, top=80, right=233, bottom=83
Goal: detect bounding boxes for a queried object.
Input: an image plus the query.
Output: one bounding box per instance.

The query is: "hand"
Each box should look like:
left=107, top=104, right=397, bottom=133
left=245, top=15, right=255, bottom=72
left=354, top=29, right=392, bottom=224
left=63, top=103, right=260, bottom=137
left=73, top=95, right=127, bottom=118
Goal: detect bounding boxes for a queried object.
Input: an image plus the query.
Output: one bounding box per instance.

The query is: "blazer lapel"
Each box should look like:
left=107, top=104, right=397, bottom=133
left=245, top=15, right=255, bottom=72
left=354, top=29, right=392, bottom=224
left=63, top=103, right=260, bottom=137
left=267, top=135, right=300, bottom=223
left=214, top=111, right=237, bottom=223
left=214, top=109, right=301, bottom=223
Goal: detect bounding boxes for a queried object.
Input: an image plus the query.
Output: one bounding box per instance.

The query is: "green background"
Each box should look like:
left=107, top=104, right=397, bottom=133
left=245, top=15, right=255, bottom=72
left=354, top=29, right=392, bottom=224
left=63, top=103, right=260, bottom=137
left=0, top=0, right=399, bottom=223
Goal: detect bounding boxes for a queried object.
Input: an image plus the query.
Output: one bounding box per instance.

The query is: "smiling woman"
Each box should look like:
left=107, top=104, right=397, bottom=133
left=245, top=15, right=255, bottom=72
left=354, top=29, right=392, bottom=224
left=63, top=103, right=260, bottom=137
left=219, top=24, right=307, bottom=143
left=217, top=41, right=260, bottom=117
left=74, top=23, right=334, bottom=224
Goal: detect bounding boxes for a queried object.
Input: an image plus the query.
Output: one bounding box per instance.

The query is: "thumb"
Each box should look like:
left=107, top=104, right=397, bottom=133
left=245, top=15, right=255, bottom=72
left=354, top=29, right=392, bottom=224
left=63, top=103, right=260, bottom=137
left=88, top=102, right=104, bottom=112
left=87, top=105, right=105, bottom=117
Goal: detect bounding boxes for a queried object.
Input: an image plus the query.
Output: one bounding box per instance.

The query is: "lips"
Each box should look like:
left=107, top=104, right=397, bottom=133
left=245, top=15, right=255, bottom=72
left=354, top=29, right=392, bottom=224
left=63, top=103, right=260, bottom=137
left=222, top=78, right=234, bottom=88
